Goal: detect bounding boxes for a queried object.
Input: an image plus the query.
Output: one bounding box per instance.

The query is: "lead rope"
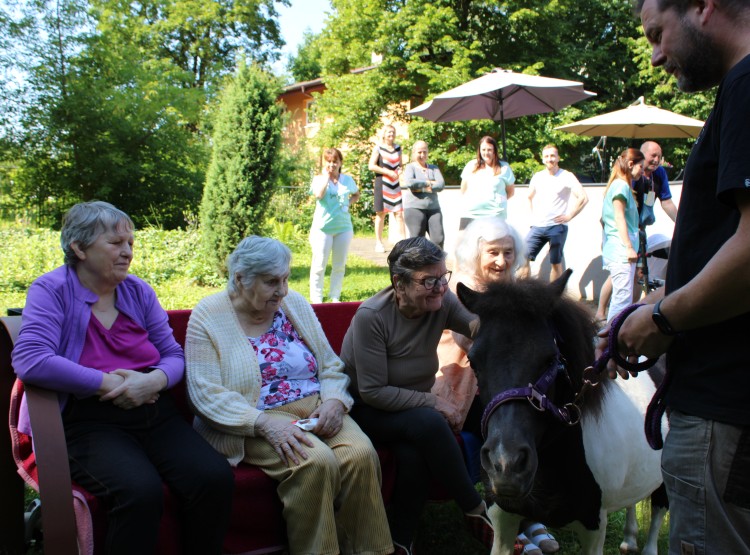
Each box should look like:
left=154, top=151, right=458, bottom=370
left=590, top=303, right=666, bottom=449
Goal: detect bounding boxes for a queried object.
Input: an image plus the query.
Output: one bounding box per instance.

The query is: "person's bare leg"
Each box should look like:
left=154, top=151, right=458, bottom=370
left=549, top=263, right=563, bottom=282
left=393, top=211, right=406, bottom=242
left=596, top=276, right=612, bottom=322
left=375, top=211, right=385, bottom=251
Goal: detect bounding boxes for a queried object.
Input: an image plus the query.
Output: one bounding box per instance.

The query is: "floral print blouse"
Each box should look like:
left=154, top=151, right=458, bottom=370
left=248, top=308, right=321, bottom=409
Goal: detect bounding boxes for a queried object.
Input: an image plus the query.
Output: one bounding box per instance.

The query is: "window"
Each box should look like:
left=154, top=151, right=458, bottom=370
left=305, top=99, right=318, bottom=126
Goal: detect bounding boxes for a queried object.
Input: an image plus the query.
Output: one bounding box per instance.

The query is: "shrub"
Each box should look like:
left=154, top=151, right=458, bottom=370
left=199, top=62, right=283, bottom=276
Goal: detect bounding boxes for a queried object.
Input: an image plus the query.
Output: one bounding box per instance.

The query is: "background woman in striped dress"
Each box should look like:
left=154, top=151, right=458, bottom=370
left=368, top=124, right=405, bottom=252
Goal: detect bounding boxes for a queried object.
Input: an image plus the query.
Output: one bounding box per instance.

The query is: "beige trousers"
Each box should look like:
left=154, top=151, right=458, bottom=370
left=244, top=395, right=393, bottom=555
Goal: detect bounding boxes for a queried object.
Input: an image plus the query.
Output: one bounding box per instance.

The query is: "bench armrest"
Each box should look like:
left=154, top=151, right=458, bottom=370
left=3, top=315, right=78, bottom=555
left=25, top=384, right=79, bottom=555
left=1, top=317, right=25, bottom=552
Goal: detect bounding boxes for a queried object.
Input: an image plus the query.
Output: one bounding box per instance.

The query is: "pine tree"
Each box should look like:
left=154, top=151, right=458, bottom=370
left=200, top=62, right=283, bottom=275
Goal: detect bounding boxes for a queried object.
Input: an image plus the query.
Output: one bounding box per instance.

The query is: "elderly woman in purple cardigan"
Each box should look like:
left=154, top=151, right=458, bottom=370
left=12, top=201, right=233, bottom=555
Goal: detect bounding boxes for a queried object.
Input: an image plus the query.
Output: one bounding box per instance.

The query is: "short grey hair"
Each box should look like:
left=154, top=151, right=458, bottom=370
left=387, top=236, right=446, bottom=285
left=227, top=236, right=291, bottom=294
left=454, top=217, right=526, bottom=276
left=61, top=201, right=134, bottom=266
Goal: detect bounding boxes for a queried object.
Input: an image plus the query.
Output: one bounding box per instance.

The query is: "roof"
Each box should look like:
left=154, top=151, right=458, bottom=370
left=282, top=65, right=378, bottom=94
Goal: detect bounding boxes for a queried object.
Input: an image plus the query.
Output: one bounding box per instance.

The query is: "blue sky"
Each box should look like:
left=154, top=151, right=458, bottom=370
left=274, top=0, right=331, bottom=74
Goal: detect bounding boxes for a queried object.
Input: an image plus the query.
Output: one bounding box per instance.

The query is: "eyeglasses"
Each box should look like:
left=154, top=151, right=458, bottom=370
left=412, top=271, right=452, bottom=290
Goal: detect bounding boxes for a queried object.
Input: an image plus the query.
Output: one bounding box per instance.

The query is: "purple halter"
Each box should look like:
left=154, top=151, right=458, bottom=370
left=480, top=345, right=581, bottom=439
left=479, top=303, right=661, bottom=440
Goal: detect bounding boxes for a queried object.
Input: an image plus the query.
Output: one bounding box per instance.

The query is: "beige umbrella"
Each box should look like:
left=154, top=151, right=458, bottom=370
left=407, top=68, right=596, bottom=159
left=555, top=97, right=704, bottom=139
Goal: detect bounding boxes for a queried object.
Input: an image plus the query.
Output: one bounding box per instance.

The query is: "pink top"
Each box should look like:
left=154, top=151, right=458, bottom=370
left=78, top=313, right=161, bottom=373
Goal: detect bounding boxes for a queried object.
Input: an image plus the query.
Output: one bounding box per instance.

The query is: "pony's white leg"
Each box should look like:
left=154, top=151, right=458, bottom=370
left=641, top=505, right=668, bottom=555
left=571, top=509, right=608, bottom=555
left=488, top=503, right=521, bottom=555
left=619, top=505, right=639, bottom=553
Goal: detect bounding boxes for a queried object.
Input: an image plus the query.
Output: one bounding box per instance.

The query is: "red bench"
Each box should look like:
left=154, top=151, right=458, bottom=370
left=2, top=301, right=463, bottom=555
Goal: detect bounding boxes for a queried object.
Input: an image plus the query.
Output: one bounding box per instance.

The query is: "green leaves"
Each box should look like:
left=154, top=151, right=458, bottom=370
left=199, top=62, right=283, bottom=275
left=291, top=0, right=715, bottom=183
left=1, top=0, right=288, bottom=229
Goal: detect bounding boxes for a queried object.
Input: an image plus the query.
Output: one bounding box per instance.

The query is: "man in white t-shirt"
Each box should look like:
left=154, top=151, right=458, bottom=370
left=523, top=144, right=588, bottom=281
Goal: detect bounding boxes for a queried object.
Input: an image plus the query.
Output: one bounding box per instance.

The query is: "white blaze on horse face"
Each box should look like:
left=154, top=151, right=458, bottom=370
left=581, top=376, right=665, bottom=510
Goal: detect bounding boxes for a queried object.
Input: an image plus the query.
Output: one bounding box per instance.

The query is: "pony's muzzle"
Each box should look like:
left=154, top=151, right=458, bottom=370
left=481, top=438, right=537, bottom=497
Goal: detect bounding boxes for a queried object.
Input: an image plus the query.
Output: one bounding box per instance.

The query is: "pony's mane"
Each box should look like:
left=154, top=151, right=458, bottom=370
left=474, top=278, right=610, bottom=417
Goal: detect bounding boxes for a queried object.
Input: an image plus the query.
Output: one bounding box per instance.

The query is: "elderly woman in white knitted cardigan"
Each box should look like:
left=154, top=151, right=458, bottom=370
left=186, top=236, right=392, bottom=555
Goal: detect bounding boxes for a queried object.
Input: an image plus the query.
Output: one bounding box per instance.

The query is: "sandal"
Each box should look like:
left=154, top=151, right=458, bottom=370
left=523, top=522, right=560, bottom=553
left=464, top=511, right=494, bottom=550
left=517, top=533, right=543, bottom=555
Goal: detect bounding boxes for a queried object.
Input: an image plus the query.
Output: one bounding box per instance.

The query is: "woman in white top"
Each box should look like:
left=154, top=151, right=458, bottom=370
left=459, top=136, right=515, bottom=230
left=308, top=148, right=360, bottom=303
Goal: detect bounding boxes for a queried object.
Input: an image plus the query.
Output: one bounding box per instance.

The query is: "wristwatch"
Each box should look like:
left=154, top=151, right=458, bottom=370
left=652, top=299, right=678, bottom=335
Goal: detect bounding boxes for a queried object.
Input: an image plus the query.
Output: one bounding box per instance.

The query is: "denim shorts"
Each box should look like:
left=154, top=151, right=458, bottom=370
left=525, top=224, right=568, bottom=264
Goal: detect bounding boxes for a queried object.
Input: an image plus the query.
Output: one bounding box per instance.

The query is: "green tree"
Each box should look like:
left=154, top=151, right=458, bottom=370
left=1, top=0, right=289, bottom=226
left=6, top=0, right=208, bottom=227
left=199, top=62, right=283, bottom=274
left=287, top=30, right=323, bottom=83
left=92, top=0, right=289, bottom=93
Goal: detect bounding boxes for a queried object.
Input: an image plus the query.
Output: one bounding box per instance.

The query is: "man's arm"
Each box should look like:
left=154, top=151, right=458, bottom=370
left=614, top=189, right=750, bottom=359
left=527, top=182, right=536, bottom=213
left=556, top=179, right=588, bottom=223
left=660, top=198, right=678, bottom=222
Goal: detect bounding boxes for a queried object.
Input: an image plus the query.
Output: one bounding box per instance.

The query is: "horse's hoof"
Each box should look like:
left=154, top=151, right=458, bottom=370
left=619, top=542, right=638, bottom=554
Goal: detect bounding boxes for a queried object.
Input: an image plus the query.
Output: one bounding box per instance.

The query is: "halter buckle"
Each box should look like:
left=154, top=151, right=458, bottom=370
left=527, top=386, right=546, bottom=412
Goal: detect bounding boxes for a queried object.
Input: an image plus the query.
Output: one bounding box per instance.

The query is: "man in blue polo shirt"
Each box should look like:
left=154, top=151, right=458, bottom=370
left=635, top=141, right=678, bottom=225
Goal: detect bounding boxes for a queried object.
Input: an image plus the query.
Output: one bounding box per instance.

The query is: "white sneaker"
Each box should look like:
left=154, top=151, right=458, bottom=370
left=375, top=242, right=386, bottom=253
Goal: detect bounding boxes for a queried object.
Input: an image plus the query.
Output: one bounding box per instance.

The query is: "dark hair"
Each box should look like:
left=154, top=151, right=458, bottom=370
left=322, top=148, right=343, bottom=165
left=474, top=136, right=502, bottom=172
left=387, top=237, right=445, bottom=286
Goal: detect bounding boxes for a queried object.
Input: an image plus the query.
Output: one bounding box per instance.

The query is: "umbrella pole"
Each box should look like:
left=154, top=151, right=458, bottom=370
left=500, top=98, right=508, bottom=161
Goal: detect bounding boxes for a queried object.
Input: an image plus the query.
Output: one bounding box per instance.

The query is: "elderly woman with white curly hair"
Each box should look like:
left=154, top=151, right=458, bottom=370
left=185, top=236, right=392, bottom=555
left=435, top=217, right=560, bottom=555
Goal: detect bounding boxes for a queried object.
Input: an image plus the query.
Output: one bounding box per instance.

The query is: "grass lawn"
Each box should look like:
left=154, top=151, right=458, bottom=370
left=416, top=499, right=668, bottom=554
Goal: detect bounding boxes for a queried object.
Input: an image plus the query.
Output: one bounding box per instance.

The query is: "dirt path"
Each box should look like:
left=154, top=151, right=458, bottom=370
left=348, top=236, right=390, bottom=267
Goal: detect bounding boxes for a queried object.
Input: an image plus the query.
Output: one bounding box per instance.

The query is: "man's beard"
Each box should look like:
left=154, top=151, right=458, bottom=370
left=669, top=20, right=724, bottom=92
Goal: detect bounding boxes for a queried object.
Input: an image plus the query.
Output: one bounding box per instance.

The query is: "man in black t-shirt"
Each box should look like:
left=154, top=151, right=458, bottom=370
left=600, top=1, right=750, bottom=553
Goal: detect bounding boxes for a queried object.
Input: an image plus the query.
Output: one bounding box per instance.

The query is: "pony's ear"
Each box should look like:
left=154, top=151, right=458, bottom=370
left=457, top=282, right=481, bottom=310
left=549, top=268, right=573, bottom=296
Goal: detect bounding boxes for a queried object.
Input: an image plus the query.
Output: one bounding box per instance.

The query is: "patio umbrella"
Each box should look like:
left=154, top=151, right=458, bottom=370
left=555, top=97, right=705, bottom=139
left=407, top=68, right=596, bottom=160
